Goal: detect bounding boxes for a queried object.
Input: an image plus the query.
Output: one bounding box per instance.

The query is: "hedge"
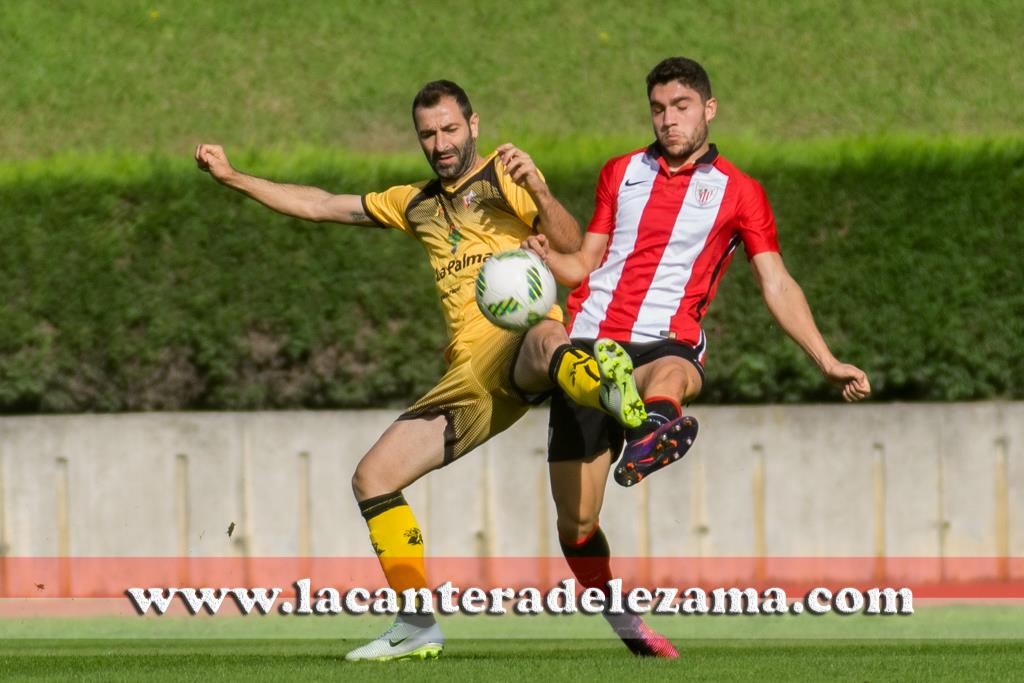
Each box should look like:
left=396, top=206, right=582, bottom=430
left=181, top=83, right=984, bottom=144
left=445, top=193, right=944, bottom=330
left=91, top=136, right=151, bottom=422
left=0, top=139, right=1020, bottom=411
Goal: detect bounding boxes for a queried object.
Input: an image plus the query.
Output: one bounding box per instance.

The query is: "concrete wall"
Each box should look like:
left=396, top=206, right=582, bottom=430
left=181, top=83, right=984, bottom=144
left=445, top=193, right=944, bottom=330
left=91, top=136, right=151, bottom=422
left=0, top=403, right=1020, bottom=561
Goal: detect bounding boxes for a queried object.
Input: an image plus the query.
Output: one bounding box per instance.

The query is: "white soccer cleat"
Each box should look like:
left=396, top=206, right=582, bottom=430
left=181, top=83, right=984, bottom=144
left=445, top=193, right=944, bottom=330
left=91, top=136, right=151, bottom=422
left=344, top=618, right=445, bottom=662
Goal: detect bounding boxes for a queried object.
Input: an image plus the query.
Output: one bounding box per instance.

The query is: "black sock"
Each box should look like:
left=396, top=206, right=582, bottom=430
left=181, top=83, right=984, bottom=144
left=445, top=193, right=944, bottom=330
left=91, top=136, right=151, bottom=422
left=559, top=527, right=613, bottom=595
left=626, top=397, right=681, bottom=442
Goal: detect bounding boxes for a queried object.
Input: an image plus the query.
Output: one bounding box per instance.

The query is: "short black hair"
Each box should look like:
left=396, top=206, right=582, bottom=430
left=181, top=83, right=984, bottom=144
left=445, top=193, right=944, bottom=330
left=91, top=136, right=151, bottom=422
left=411, top=80, right=474, bottom=123
left=646, top=57, right=712, bottom=101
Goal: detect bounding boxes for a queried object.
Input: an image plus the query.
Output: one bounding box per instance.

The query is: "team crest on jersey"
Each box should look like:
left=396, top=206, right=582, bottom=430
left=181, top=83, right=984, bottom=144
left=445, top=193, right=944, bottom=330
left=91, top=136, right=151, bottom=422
left=695, top=183, right=719, bottom=207
left=462, top=190, right=477, bottom=208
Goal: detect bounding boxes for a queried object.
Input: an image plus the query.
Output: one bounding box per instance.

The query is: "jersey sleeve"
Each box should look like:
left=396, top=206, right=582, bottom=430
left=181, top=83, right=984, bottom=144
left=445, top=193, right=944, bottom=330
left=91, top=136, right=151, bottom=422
left=361, top=185, right=419, bottom=236
left=585, top=158, right=618, bottom=235
left=735, top=177, right=781, bottom=259
left=496, top=160, right=542, bottom=230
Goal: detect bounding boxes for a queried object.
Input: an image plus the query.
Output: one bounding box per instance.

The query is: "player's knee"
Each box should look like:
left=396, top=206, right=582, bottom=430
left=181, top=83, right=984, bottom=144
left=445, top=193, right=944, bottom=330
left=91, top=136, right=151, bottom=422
left=517, top=320, right=567, bottom=390
left=679, top=373, right=702, bottom=404
left=350, top=467, right=367, bottom=499
left=351, top=460, right=384, bottom=500
left=529, top=319, right=568, bottom=360
left=666, top=362, right=702, bottom=404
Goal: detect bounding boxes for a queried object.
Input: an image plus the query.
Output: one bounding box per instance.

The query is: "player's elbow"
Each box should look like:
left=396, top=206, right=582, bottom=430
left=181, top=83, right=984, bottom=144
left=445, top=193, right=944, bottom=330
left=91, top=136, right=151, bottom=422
left=563, top=231, right=583, bottom=253
left=759, top=271, right=797, bottom=302
left=557, top=272, right=585, bottom=289
left=759, top=279, right=783, bottom=303
left=561, top=253, right=602, bottom=289
left=280, top=201, right=323, bottom=223
left=546, top=235, right=582, bottom=256
left=308, top=193, right=347, bottom=223
left=306, top=201, right=331, bottom=223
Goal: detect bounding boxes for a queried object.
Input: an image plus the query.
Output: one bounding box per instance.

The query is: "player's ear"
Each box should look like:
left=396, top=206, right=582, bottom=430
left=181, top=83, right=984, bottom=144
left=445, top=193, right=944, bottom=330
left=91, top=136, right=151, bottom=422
left=704, top=97, right=718, bottom=123
left=469, top=112, right=480, bottom=140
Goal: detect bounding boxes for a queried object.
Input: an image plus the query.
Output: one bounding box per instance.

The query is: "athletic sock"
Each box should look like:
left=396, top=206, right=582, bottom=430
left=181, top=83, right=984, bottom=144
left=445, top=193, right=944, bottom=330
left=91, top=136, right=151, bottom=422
left=549, top=344, right=603, bottom=411
left=626, top=396, right=682, bottom=442
left=559, top=526, right=613, bottom=595
left=359, top=491, right=435, bottom=627
left=560, top=526, right=640, bottom=633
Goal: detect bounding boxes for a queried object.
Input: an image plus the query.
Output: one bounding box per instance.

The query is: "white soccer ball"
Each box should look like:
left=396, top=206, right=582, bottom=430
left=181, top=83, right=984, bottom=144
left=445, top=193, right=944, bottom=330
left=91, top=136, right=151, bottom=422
left=475, top=249, right=557, bottom=331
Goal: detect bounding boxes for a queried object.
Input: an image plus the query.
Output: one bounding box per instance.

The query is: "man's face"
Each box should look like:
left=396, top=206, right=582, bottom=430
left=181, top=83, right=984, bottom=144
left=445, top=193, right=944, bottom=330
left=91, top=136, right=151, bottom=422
left=649, top=80, right=717, bottom=163
left=414, top=96, right=480, bottom=180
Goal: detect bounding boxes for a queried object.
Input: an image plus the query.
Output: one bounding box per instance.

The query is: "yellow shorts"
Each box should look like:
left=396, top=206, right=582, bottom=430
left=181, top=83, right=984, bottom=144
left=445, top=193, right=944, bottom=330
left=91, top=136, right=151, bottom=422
left=398, top=315, right=538, bottom=463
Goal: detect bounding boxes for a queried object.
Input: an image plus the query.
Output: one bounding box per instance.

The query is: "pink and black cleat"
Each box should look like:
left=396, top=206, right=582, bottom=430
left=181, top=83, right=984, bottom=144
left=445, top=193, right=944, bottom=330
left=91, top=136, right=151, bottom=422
left=614, top=415, right=698, bottom=487
left=611, top=615, right=680, bottom=658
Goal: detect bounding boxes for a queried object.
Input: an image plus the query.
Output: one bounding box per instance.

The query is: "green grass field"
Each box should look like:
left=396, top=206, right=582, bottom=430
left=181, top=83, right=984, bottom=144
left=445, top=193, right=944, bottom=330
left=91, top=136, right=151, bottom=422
left=2, top=0, right=1023, bottom=158
left=1, top=608, right=1022, bottom=680
left=4, top=639, right=1023, bottom=682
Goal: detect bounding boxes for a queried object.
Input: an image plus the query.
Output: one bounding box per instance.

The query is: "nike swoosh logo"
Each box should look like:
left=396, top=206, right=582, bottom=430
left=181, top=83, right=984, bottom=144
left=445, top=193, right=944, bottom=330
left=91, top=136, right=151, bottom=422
left=389, top=636, right=409, bottom=647
left=624, top=179, right=649, bottom=187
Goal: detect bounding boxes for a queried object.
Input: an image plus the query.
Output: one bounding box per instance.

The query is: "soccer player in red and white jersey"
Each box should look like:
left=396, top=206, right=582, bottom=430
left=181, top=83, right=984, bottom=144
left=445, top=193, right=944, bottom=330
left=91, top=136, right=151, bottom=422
left=526, top=57, right=871, bottom=656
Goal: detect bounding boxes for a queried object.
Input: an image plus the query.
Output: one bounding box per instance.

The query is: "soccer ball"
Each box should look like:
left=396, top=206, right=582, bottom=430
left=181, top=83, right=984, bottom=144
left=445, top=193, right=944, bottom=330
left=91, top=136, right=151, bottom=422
left=475, top=249, right=557, bottom=331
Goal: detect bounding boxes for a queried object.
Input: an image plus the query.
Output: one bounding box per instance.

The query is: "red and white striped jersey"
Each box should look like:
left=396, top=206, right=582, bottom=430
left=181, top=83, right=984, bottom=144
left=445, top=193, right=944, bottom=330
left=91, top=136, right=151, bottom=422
left=566, top=144, right=780, bottom=352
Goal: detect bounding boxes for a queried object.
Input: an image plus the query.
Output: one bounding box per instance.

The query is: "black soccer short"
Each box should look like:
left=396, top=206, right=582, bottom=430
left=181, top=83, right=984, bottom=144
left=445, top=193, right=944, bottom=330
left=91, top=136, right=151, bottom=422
left=547, top=338, right=705, bottom=463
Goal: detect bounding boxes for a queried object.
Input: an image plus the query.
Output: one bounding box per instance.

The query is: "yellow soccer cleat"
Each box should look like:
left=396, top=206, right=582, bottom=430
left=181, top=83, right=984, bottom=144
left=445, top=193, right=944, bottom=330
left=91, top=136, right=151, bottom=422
left=594, top=339, right=647, bottom=429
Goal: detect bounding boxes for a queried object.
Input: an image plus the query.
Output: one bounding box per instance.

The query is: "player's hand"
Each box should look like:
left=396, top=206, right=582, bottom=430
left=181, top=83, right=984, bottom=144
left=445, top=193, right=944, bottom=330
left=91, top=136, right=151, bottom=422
left=195, top=143, right=235, bottom=183
left=497, top=143, right=546, bottom=196
left=823, top=361, right=871, bottom=402
left=521, top=233, right=550, bottom=261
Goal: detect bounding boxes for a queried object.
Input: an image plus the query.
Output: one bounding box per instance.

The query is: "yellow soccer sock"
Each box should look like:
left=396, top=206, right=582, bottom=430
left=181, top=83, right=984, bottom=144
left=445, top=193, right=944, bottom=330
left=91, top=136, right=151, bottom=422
left=359, top=491, right=431, bottom=620
left=549, top=344, right=603, bottom=411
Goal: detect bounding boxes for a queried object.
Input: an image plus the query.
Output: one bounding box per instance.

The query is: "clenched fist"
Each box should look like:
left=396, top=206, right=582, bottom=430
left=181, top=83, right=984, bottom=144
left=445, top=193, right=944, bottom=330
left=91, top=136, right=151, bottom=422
left=822, top=361, right=871, bottom=402
left=195, top=144, right=235, bottom=183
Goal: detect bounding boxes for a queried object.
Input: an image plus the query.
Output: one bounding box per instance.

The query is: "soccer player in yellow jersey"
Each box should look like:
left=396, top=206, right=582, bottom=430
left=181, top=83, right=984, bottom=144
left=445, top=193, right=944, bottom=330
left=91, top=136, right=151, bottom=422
left=196, top=80, right=649, bottom=661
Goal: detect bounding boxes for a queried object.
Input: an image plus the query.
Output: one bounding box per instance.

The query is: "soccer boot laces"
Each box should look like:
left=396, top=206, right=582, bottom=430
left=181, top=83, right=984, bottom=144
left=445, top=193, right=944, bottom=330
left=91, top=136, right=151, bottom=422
left=594, top=339, right=647, bottom=429
left=343, top=617, right=444, bottom=662
left=614, top=414, right=698, bottom=487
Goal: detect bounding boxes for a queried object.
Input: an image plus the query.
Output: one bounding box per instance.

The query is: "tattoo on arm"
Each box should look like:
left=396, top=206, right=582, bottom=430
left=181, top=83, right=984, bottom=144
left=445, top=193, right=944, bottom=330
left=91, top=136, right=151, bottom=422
left=348, top=212, right=368, bottom=223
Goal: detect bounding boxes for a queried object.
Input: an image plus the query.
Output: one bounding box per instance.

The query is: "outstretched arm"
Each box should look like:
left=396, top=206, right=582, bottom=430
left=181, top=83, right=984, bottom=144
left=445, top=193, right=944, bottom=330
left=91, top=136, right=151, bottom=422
left=195, top=144, right=376, bottom=226
left=750, top=251, right=871, bottom=402
left=496, top=143, right=581, bottom=253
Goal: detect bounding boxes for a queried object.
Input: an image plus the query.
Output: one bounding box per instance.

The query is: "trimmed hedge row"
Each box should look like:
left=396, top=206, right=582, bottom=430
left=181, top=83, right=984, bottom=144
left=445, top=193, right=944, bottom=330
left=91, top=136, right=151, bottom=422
left=1, top=141, right=1021, bottom=411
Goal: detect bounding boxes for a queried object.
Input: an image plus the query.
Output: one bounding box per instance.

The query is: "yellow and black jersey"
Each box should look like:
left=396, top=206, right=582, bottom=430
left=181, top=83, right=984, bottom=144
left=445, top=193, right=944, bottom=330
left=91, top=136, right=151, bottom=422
left=362, top=150, right=562, bottom=340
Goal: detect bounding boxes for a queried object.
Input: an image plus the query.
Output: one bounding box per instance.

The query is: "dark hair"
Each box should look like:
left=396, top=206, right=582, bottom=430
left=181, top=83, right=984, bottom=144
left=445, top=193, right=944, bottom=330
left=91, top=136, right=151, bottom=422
left=646, top=57, right=712, bottom=101
left=411, top=80, right=474, bottom=122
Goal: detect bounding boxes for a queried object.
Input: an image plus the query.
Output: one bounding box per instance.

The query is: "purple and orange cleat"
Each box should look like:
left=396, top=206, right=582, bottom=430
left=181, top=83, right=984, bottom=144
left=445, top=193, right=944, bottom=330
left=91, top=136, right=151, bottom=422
left=614, top=414, right=698, bottom=487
